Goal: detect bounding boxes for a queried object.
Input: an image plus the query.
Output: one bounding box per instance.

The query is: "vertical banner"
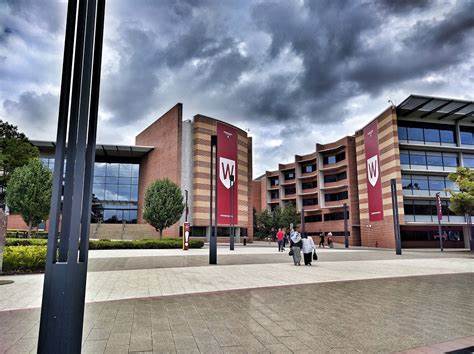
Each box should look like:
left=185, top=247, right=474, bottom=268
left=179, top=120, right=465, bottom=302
left=217, top=122, right=238, bottom=225
left=436, top=193, right=443, bottom=221
left=183, top=222, right=190, bottom=250
left=364, top=121, right=384, bottom=222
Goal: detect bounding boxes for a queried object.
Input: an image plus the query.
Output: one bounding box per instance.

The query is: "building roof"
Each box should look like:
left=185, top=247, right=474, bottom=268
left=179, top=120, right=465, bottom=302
left=31, top=140, right=153, bottom=163
left=397, top=94, right=474, bottom=123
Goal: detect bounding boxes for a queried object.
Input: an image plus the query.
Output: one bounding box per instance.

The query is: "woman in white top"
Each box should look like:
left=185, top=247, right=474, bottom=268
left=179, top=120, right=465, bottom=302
left=301, top=234, right=315, bottom=266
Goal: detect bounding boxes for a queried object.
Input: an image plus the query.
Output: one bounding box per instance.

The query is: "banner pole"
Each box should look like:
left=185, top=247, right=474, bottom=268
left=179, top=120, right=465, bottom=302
left=209, top=136, right=217, bottom=264
left=390, top=178, right=402, bottom=255
left=230, top=175, right=235, bottom=250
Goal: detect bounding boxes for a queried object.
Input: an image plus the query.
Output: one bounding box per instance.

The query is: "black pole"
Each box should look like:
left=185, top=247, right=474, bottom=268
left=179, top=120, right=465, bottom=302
left=209, top=136, right=217, bottom=264
left=185, top=189, right=189, bottom=222
left=38, top=0, right=106, bottom=352
left=390, top=178, right=402, bottom=255
left=230, top=174, right=235, bottom=251
left=343, top=203, right=349, bottom=248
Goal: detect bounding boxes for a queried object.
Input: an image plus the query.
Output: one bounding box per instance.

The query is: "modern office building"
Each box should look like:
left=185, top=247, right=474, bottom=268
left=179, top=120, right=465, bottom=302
left=7, top=103, right=254, bottom=241
left=255, top=94, right=473, bottom=249
left=254, top=136, right=361, bottom=245
left=356, top=95, right=473, bottom=249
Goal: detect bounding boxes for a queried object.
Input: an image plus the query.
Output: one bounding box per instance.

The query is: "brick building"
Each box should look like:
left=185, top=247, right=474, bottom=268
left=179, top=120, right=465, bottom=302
left=254, top=136, right=361, bottom=245
left=255, top=94, right=473, bottom=249
left=8, top=103, right=254, bottom=241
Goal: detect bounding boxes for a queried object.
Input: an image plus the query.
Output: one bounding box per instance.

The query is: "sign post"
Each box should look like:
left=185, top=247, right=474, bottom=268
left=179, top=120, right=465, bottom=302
left=435, top=193, right=444, bottom=252
left=183, top=222, right=190, bottom=251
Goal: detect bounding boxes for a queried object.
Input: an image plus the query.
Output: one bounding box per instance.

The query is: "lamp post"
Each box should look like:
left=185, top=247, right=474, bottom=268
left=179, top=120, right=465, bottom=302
left=343, top=203, right=349, bottom=248
left=209, top=136, right=217, bottom=264
left=390, top=178, right=402, bottom=255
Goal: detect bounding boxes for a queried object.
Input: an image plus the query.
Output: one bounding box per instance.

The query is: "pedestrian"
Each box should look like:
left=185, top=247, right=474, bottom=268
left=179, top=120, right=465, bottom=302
left=302, top=234, right=315, bottom=266
left=276, top=228, right=284, bottom=252
left=319, top=232, right=325, bottom=248
left=327, top=232, right=334, bottom=248
left=290, top=227, right=302, bottom=266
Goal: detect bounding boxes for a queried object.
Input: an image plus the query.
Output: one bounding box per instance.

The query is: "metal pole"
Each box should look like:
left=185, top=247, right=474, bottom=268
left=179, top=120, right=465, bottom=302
left=390, top=178, right=402, bottom=255
left=230, top=174, right=235, bottom=250
left=38, top=0, right=106, bottom=352
left=436, top=193, right=443, bottom=252
left=185, top=189, right=189, bottom=222
left=209, top=136, right=217, bottom=264
left=343, top=203, right=349, bottom=248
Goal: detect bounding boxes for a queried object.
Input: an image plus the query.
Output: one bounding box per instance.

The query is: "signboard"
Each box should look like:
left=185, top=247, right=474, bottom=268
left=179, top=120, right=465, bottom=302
left=183, top=222, right=190, bottom=250
left=216, top=122, right=238, bottom=225
left=364, top=121, right=384, bottom=222
left=435, top=193, right=443, bottom=221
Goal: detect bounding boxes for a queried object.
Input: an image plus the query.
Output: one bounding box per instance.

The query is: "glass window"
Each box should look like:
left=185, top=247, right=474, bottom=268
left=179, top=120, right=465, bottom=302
left=400, top=151, right=410, bottom=165
left=463, top=154, right=474, bottom=168
left=426, top=153, right=443, bottom=166
left=440, top=129, right=455, bottom=144
left=460, top=131, right=473, bottom=145
left=302, top=181, right=317, bottom=189
left=398, top=126, right=408, bottom=141
left=424, top=128, right=440, bottom=143
left=411, top=176, right=428, bottom=190
left=94, top=163, right=107, bottom=176
left=285, top=187, right=296, bottom=195
left=93, top=184, right=105, bottom=200
left=442, top=153, right=458, bottom=167
left=303, top=198, right=318, bottom=206
left=107, top=163, right=119, bottom=176
left=414, top=201, right=434, bottom=215
left=409, top=152, right=426, bottom=166
left=404, top=201, right=414, bottom=215
left=105, top=184, right=118, bottom=200
left=270, top=190, right=279, bottom=199
left=402, top=175, right=412, bottom=190
left=119, top=163, right=132, bottom=177
left=445, top=178, right=459, bottom=192
left=131, top=164, right=139, bottom=177
left=284, top=170, right=295, bottom=180
left=407, top=127, right=424, bottom=141
left=131, top=185, right=138, bottom=201
left=118, top=185, right=131, bottom=201
left=428, top=176, right=445, bottom=192
left=106, top=175, right=118, bottom=184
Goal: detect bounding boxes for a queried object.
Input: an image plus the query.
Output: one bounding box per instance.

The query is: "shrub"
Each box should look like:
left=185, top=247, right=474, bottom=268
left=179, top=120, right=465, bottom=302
left=2, top=246, right=47, bottom=273
left=5, top=238, right=47, bottom=246
left=6, top=230, right=48, bottom=239
left=89, top=238, right=204, bottom=250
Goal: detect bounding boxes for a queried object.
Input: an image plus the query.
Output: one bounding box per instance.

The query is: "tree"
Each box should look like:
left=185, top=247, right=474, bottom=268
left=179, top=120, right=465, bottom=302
left=448, top=167, right=474, bottom=216
left=0, top=120, right=39, bottom=207
left=6, top=159, right=52, bottom=237
left=143, top=178, right=184, bottom=239
left=279, top=203, right=300, bottom=230
left=255, top=209, right=273, bottom=239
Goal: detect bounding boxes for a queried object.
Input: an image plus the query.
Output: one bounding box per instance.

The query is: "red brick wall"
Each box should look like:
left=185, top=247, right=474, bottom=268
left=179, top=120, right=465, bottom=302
left=136, top=103, right=182, bottom=237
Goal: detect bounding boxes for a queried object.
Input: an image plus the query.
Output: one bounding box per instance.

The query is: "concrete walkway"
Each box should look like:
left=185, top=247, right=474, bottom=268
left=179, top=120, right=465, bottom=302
left=0, top=256, right=472, bottom=312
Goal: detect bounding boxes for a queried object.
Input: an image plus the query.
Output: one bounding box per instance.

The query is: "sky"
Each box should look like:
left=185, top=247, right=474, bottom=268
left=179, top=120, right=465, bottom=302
left=1, top=0, right=473, bottom=177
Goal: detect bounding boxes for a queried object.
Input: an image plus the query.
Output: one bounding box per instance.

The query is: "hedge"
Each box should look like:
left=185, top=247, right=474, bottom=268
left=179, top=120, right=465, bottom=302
left=2, top=246, right=47, bottom=273
left=5, top=238, right=204, bottom=249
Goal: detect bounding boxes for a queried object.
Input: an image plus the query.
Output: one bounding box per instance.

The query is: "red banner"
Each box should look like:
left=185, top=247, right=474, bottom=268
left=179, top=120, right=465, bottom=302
left=436, top=193, right=443, bottom=221
left=364, top=121, right=384, bottom=222
left=216, top=122, right=238, bottom=225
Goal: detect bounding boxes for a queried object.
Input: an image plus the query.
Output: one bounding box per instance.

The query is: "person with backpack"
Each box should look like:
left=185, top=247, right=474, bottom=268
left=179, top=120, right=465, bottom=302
left=301, top=233, right=315, bottom=266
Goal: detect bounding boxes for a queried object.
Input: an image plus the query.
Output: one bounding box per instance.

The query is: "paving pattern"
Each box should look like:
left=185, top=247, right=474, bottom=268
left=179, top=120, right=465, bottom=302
left=1, top=273, right=473, bottom=353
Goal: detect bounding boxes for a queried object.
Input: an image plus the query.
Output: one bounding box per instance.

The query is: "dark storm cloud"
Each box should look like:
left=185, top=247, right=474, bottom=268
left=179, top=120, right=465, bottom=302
left=1, top=0, right=473, bottom=175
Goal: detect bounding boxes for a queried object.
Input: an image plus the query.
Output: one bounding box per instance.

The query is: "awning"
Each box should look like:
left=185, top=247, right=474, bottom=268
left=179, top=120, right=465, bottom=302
left=397, top=95, right=474, bottom=123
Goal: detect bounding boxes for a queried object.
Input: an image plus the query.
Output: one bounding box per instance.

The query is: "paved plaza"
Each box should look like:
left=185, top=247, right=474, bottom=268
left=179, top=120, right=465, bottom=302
left=0, top=245, right=473, bottom=353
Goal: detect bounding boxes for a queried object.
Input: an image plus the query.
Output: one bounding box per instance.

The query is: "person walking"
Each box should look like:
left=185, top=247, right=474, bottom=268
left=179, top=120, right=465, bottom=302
left=319, top=232, right=325, bottom=248
left=327, top=232, right=334, bottom=248
left=290, top=227, right=302, bottom=266
left=276, top=228, right=284, bottom=252
left=302, top=234, right=315, bottom=266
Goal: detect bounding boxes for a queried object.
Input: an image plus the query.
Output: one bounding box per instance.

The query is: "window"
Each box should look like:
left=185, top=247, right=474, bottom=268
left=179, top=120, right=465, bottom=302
left=284, top=186, right=296, bottom=196
left=304, top=214, right=322, bottom=223
left=302, top=181, right=317, bottom=190
left=442, top=154, right=458, bottom=167
left=411, top=176, right=428, bottom=191
left=324, top=171, right=347, bottom=183
left=410, top=152, right=426, bottom=166
left=302, top=198, right=318, bottom=206
left=323, top=151, right=345, bottom=165
left=400, top=150, right=460, bottom=170
left=324, top=191, right=348, bottom=202
left=460, top=127, right=474, bottom=145
left=428, top=176, right=445, bottom=192
left=324, top=211, right=348, bottom=221
left=400, top=152, right=410, bottom=165
left=269, top=177, right=279, bottom=186
left=398, top=122, right=456, bottom=145
left=402, top=174, right=452, bottom=195
left=270, top=190, right=279, bottom=200
left=426, top=152, right=443, bottom=166
left=464, top=154, right=474, bottom=168
left=284, top=170, right=295, bottom=180
left=302, top=163, right=316, bottom=174
left=403, top=199, right=462, bottom=222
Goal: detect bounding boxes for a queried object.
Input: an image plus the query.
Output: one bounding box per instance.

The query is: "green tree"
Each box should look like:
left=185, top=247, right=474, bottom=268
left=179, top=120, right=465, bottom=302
left=0, top=120, right=39, bottom=207
left=143, top=178, right=184, bottom=239
left=448, top=167, right=474, bottom=216
left=279, top=203, right=301, bottom=230
left=255, top=209, right=274, bottom=239
left=6, top=159, right=52, bottom=237
left=448, top=167, right=474, bottom=251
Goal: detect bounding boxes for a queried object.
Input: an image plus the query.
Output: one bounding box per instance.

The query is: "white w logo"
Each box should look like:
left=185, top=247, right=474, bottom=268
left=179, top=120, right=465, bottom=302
left=219, top=157, right=235, bottom=189
left=367, top=155, right=379, bottom=187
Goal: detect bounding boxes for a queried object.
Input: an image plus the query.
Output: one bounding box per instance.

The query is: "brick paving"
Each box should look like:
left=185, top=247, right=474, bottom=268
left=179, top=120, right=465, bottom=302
left=1, top=273, right=473, bottom=353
